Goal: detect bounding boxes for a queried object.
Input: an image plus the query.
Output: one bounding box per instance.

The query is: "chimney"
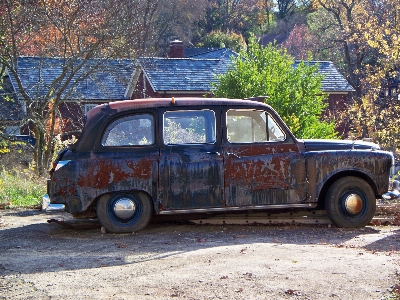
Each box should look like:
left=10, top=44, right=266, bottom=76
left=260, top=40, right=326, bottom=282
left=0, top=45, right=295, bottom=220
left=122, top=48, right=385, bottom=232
left=169, top=40, right=184, bottom=58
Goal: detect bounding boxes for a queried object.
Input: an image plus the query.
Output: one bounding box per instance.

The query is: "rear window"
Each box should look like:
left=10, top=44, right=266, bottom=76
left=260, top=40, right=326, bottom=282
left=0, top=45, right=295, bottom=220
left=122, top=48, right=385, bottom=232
left=101, top=114, right=155, bottom=146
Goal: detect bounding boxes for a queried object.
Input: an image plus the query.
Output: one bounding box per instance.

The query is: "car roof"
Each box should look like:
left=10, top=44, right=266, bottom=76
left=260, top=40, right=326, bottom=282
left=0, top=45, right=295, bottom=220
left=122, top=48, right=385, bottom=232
left=86, top=97, right=272, bottom=119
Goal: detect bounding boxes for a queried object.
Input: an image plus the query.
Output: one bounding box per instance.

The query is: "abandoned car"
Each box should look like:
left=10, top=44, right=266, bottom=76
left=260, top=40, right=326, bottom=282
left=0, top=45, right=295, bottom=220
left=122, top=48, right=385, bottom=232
left=45, top=97, right=394, bottom=233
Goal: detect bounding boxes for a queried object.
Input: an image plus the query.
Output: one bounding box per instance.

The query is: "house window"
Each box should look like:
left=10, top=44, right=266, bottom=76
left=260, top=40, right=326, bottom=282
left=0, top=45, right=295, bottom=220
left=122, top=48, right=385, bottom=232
left=84, top=104, right=98, bottom=114
left=4, top=126, right=20, bottom=135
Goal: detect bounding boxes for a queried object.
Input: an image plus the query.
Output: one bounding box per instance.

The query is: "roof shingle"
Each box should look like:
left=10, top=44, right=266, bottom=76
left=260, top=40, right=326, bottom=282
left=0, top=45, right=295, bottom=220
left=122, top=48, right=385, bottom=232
left=138, top=57, right=233, bottom=92
left=294, top=61, right=355, bottom=92
left=7, top=57, right=134, bottom=101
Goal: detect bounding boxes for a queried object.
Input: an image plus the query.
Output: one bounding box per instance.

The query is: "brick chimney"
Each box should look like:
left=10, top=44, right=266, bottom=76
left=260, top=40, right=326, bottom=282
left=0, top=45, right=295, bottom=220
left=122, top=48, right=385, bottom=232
left=169, top=40, right=184, bottom=58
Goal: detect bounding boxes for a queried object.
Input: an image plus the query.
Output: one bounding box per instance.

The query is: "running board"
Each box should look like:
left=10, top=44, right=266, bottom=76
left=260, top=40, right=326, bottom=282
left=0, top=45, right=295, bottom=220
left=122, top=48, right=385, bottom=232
left=158, top=203, right=316, bottom=215
left=190, top=210, right=330, bottom=225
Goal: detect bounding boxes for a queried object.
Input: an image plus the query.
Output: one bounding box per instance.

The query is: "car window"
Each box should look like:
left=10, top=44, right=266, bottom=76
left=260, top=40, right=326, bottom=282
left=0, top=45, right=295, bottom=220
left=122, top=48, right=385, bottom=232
left=227, top=109, right=285, bottom=143
left=101, top=114, right=155, bottom=146
left=163, top=110, right=216, bottom=145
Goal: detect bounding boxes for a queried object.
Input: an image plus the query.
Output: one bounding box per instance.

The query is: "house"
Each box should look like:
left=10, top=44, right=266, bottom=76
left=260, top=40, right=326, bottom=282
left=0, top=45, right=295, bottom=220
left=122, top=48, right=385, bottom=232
left=128, top=41, right=238, bottom=99
left=3, top=57, right=134, bottom=137
left=130, top=41, right=354, bottom=136
left=298, top=60, right=355, bottom=136
left=2, top=41, right=354, bottom=138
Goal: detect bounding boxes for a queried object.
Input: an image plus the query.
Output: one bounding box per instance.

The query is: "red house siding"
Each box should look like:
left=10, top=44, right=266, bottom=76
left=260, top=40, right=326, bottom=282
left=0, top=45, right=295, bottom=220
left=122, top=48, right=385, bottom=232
left=325, top=94, right=349, bottom=137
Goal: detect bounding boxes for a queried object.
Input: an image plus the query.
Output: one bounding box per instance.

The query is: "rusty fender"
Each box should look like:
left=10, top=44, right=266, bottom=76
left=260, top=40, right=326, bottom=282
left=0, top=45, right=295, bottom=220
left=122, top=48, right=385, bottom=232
left=48, top=154, right=158, bottom=214
left=305, top=150, right=393, bottom=202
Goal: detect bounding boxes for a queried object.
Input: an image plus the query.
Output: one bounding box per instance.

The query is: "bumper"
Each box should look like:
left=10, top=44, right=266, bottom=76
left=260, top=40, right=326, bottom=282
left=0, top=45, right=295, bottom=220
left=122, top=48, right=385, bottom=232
left=42, top=194, right=65, bottom=213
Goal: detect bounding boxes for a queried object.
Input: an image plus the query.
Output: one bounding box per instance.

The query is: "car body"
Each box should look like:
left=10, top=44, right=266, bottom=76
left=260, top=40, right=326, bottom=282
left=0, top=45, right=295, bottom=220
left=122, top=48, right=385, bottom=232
left=46, top=97, right=394, bottom=233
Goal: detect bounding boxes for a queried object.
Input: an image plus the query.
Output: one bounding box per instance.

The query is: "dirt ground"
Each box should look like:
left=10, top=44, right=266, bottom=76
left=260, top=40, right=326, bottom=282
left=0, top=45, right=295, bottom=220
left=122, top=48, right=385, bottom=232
left=1, top=209, right=400, bottom=300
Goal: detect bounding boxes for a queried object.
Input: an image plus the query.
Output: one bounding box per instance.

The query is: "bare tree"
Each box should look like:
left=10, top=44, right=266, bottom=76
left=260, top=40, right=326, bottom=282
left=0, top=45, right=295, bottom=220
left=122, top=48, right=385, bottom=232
left=0, top=0, right=159, bottom=175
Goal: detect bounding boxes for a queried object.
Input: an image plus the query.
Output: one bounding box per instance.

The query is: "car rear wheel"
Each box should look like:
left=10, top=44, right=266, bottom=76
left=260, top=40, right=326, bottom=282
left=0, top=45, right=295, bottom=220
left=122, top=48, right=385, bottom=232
left=325, top=177, right=376, bottom=228
left=97, top=192, right=152, bottom=233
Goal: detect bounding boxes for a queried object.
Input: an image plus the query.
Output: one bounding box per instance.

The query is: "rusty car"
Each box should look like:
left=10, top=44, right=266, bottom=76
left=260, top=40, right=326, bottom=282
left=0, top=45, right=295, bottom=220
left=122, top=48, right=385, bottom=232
left=44, top=97, right=394, bottom=233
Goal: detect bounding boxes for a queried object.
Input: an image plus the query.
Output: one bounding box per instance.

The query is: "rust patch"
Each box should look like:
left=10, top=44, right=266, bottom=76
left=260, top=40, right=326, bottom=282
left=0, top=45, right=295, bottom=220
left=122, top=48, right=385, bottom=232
left=77, top=157, right=154, bottom=189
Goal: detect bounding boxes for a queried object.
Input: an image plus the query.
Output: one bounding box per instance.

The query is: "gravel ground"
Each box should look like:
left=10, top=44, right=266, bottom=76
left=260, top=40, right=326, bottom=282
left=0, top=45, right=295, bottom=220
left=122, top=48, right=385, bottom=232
left=1, top=209, right=400, bottom=299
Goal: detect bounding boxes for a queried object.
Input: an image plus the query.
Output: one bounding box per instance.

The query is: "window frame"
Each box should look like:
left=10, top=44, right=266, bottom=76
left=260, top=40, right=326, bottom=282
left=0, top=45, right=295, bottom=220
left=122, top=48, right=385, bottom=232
left=84, top=103, right=98, bottom=115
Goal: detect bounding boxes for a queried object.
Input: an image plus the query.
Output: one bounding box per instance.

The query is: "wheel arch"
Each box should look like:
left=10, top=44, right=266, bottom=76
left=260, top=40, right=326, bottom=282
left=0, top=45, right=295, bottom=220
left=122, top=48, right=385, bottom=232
left=317, top=170, right=378, bottom=209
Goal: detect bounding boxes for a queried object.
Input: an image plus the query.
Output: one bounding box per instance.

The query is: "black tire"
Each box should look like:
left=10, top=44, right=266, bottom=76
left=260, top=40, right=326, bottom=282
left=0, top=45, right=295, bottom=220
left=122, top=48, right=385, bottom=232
left=97, top=192, right=152, bottom=233
left=325, top=177, right=376, bottom=228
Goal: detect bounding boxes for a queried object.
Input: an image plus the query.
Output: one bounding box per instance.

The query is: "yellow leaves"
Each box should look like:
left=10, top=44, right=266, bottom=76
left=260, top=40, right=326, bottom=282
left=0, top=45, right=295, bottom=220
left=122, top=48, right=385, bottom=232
left=285, top=114, right=301, bottom=135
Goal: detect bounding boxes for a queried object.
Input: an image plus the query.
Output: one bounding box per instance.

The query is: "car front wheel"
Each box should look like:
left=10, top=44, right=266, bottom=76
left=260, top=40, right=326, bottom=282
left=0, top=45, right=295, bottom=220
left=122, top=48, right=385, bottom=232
left=97, top=192, right=152, bottom=233
left=325, top=177, right=376, bottom=228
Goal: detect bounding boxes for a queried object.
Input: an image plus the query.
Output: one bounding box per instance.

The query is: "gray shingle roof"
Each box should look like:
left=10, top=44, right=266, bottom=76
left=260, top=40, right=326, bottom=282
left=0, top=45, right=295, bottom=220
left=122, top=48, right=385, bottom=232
left=185, top=48, right=238, bottom=59
left=7, top=57, right=134, bottom=101
left=138, top=56, right=354, bottom=94
left=294, top=61, right=355, bottom=92
left=6, top=55, right=353, bottom=106
left=138, top=57, right=234, bottom=92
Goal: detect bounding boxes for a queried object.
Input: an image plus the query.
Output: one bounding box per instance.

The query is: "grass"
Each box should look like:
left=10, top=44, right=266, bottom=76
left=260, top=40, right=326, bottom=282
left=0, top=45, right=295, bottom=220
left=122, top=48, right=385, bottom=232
left=0, top=168, right=46, bottom=209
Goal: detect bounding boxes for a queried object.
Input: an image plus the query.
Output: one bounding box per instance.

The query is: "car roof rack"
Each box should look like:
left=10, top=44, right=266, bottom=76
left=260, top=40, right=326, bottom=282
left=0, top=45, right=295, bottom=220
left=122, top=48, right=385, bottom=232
left=243, top=96, right=269, bottom=102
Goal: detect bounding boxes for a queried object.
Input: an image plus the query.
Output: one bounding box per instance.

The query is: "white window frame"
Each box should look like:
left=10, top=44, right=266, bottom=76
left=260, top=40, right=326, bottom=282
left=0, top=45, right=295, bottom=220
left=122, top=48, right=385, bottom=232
left=84, top=104, right=98, bottom=114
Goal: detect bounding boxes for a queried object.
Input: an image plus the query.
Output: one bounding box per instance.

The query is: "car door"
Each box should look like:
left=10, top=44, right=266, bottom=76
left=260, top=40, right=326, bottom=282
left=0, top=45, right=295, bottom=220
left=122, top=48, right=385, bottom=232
left=223, top=107, right=308, bottom=207
left=159, top=107, right=224, bottom=211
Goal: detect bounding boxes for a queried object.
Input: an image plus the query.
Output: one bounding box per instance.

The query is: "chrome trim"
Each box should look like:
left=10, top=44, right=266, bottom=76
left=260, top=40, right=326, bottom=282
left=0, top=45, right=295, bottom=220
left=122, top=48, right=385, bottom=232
left=344, top=194, right=363, bottom=214
left=55, top=160, right=71, bottom=171
left=159, top=203, right=315, bottom=215
left=42, top=194, right=65, bottom=213
left=113, top=197, right=136, bottom=219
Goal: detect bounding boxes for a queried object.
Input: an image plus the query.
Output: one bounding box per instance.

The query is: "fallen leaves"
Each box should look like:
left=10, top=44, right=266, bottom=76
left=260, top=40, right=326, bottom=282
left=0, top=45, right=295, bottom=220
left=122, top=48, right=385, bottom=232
left=285, top=289, right=302, bottom=296
left=0, top=202, right=11, bottom=210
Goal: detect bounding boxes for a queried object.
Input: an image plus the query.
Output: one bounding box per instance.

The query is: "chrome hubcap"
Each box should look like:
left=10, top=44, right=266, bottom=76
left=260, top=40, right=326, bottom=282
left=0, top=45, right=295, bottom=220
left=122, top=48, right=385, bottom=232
left=113, top=198, right=136, bottom=219
left=344, top=194, right=363, bottom=214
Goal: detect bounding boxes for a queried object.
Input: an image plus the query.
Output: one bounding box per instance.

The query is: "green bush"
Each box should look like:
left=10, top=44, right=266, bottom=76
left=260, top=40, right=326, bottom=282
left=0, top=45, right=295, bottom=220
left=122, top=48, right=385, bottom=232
left=0, top=168, right=46, bottom=209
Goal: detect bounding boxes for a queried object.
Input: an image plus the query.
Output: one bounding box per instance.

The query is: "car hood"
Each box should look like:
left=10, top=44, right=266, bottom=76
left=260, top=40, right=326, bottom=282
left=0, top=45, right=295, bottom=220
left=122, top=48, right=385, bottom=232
left=303, top=139, right=380, bottom=152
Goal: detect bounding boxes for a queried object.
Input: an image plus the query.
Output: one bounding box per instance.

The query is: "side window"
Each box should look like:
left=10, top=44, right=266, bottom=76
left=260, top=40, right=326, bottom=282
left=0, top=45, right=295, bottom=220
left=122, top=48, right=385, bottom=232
left=227, top=109, right=285, bottom=143
left=101, top=114, right=155, bottom=146
left=163, top=110, right=216, bottom=145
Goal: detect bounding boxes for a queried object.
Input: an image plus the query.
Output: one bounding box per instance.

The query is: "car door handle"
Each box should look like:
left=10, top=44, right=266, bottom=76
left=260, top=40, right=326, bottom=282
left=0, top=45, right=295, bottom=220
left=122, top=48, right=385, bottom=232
left=206, top=151, right=220, bottom=156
